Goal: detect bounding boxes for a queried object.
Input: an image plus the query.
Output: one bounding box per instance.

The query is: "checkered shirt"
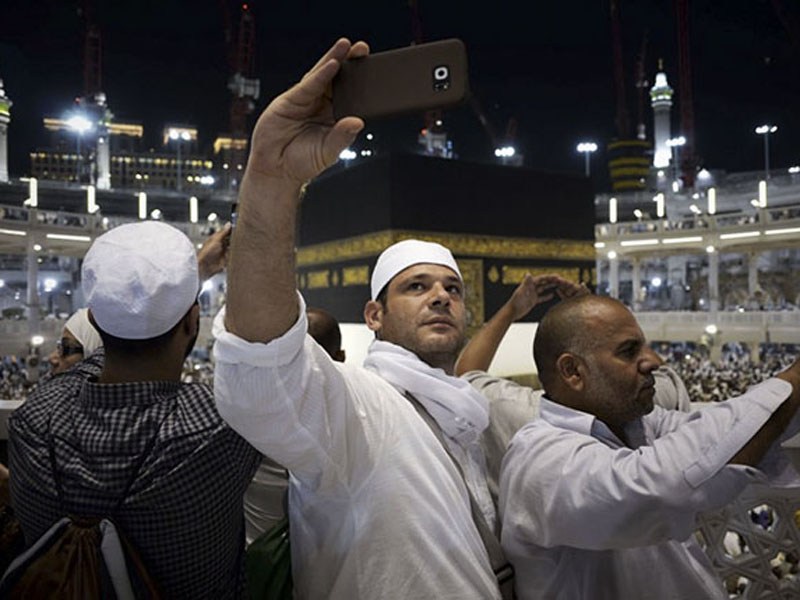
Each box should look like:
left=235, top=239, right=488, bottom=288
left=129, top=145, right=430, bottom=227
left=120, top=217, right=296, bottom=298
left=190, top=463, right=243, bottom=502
left=9, top=349, right=262, bottom=598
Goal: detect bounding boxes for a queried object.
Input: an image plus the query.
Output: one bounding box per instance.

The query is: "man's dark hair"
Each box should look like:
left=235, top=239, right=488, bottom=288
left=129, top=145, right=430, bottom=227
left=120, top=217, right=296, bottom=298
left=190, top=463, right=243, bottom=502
left=307, top=307, right=343, bottom=360
left=375, top=286, right=388, bottom=307
left=90, top=302, right=197, bottom=356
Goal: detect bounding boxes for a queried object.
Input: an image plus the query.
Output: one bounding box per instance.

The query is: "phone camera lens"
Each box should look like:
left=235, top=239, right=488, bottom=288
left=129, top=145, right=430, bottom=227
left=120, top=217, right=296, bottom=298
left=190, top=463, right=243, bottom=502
left=432, top=65, right=450, bottom=91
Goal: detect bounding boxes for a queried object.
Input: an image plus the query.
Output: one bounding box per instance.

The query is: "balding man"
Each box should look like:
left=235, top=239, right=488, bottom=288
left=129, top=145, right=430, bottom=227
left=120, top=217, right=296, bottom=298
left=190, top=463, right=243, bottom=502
left=455, top=275, right=689, bottom=504
left=499, top=294, right=800, bottom=600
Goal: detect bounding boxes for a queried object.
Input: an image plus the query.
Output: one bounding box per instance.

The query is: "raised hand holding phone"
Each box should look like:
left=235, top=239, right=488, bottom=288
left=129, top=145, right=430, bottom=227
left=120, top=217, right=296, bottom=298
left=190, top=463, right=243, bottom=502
left=332, top=39, right=470, bottom=121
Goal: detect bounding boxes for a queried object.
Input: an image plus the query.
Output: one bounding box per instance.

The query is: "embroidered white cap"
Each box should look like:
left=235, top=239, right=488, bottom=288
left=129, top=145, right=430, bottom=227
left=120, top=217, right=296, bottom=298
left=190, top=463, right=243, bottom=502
left=370, top=239, right=462, bottom=300
left=82, top=221, right=199, bottom=340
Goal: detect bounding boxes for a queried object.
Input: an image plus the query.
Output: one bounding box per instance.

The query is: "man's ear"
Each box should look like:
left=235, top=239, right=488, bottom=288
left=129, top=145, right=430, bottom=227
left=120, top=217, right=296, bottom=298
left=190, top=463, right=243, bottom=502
left=556, top=353, right=585, bottom=392
left=363, top=300, right=384, bottom=334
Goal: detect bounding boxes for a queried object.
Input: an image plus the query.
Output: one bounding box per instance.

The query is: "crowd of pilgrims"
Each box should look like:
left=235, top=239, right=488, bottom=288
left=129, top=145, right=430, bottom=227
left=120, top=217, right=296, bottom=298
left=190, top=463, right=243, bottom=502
left=2, top=38, right=800, bottom=598
left=3, top=341, right=797, bottom=403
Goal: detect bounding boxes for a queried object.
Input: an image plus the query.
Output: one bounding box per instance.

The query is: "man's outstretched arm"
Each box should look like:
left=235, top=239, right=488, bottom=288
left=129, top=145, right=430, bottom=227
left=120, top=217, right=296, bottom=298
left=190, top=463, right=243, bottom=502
left=225, top=39, right=368, bottom=343
left=455, top=274, right=587, bottom=375
left=729, top=359, right=800, bottom=466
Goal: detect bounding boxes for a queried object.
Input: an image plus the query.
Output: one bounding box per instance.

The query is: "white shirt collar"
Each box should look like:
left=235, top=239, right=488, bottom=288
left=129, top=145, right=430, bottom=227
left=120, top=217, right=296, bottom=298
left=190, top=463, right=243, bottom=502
left=539, top=396, right=647, bottom=449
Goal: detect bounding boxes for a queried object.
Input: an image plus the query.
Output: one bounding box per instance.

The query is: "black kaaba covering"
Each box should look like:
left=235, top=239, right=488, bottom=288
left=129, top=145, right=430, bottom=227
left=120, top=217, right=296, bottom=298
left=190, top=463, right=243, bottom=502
left=297, top=153, right=596, bottom=325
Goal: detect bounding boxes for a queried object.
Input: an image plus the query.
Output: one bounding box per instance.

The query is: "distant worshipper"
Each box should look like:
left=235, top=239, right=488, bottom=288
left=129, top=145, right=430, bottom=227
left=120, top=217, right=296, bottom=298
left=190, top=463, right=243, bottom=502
left=453, top=274, right=691, bottom=502
left=213, top=37, right=525, bottom=599
left=46, top=308, right=102, bottom=375
left=307, top=306, right=346, bottom=363
left=242, top=305, right=346, bottom=545
left=8, top=221, right=261, bottom=597
left=498, top=294, right=800, bottom=600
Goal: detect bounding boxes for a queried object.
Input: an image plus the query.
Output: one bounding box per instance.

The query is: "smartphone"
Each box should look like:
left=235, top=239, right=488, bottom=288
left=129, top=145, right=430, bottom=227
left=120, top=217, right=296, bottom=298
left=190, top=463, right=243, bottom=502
left=230, top=202, right=238, bottom=228
left=332, top=38, right=470, bottom=121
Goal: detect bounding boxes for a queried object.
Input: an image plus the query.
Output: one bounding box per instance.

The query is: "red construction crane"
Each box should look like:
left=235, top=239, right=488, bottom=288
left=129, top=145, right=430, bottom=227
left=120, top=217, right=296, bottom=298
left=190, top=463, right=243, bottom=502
left=770, top=0, right=800, bottom=54
left=634, top=32, right=649, bottom=141
left=409, top=0, right=450, bottom=157
left=609, top=0, right=631, bottom=140
left=607, top=0, right=650, bottom=191
left=675, top=0, right=697, bottom=187
left=79, top=0, right=102, bottom=98
left=468, top=91, right=521, bottom=164
left=220, top=1, right=260, bottom=138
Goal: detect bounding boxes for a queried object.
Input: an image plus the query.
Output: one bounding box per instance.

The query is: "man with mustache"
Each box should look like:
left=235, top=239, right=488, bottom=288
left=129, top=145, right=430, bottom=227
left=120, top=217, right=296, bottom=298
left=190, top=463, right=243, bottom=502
left=211, top=37, right=580, bottom=599
left=499, top=294, right=800, bottom=599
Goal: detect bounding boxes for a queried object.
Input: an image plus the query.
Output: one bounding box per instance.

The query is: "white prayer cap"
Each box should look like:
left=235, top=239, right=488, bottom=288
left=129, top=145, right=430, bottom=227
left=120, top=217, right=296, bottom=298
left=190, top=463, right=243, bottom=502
left=82, top=221, right=199, bottom=340
left=370, top=239, right=462, bottom=300
left=63, top=308, right=102, bottom=354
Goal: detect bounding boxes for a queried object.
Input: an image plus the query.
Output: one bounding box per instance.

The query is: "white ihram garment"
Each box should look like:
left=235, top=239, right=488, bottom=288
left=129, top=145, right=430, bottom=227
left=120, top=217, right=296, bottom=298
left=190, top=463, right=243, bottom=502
left=500, top=380, right=798, bottom=600
left=213, top=295, right=501, bottom=600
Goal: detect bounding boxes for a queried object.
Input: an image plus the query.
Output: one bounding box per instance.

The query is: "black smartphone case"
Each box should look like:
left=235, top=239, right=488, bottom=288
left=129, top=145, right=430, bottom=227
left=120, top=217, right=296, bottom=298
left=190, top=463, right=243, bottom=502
left=332, top=38, right=470, bottom=121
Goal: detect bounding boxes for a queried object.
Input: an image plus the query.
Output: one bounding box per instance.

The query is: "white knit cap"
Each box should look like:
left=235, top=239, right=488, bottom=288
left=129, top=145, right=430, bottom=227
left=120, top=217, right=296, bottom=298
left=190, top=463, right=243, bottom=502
left=82, top=221, right=199, bottom=340
left=64, top=308, right=102, bottom=354
left=370, top=239, right=462, bottom=300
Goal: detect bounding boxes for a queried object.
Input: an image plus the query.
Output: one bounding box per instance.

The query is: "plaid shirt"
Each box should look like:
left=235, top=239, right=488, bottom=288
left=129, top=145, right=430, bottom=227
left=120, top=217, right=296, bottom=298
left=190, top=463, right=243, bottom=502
left=9, top=349, right=261, bottom=598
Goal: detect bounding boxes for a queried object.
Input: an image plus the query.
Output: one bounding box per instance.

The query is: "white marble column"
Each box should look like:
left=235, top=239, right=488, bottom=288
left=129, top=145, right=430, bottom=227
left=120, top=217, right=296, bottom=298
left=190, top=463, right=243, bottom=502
left=631, top=258, right=642, bottom=310
left=708, top=249, right=719, bottom=313
left=609, top=255, right=619, bottom=299
left=26, top=231, right=40, bottom=339
left=748, top=252, right=760, bottom=297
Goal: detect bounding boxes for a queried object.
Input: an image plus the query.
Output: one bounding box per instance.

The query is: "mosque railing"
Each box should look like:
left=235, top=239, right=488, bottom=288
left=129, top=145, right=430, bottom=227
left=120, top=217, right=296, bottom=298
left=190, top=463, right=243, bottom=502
left=596, top=202, right=800, bottom=245
left=0, top=203, right=213, bottom=251
left=697, top=483, right=800, bottom=598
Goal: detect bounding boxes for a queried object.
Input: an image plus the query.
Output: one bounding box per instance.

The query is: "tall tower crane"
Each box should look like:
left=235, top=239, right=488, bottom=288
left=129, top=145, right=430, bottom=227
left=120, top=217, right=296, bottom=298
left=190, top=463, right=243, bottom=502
left=77, top=0, right=112, bottom=189
left=217, top=1, right=260, bottom=190
left=607, top=0, right=650, bottom=192
left=409, top=0, right=452, bottom=158
left=675, top=0, right=697, bottom=188
left=609, top=0, right=631, bottom=141
left=770, top=0, right=800, bottom=50
left=469, top=92, right=521, bottom=165
left=633, top=32, right=649, bottom=141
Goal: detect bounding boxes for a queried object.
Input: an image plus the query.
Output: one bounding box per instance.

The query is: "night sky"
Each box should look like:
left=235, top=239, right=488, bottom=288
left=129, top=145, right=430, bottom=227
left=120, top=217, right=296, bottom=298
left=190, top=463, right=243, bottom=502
left=1, top=0, right=798, bottom=190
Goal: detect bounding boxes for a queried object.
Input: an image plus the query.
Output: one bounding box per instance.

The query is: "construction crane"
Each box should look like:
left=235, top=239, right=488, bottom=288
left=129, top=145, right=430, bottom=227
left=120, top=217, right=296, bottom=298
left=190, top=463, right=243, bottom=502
left=770, top=0, right=800, bottom=51
left=217, top=1, right=260, bottom=189
left=609, top=0, right=631, bottom=141
left=80, top=0, right=101, bottom=99
left=76, top=0, right=111, bottom=189
left=469, top=93, right=521, bottom=165
left=607, top=0, right=650, bottom=192
left=223, top=2, right=259, bottom=137
left=409, top=0, right=451, bottom=158
left=675, top=0, right=698, bottom=188
left=633, top=32, right=649, bottom=141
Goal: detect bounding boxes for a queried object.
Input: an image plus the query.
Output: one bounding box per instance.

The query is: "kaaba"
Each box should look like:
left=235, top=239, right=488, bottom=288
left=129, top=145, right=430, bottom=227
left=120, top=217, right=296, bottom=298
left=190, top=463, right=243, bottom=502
left=297, top=152, right=596, bottom=331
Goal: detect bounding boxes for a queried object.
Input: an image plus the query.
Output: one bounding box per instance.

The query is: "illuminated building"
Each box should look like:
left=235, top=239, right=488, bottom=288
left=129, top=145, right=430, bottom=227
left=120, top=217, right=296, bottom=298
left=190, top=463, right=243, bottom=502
left=30, top=120, right=216, bottom=192
left=0, top=78, right=11, bottom=183
left=650, top=62, right=674, bottom=169
left=213, top=136, right=248, bottom=191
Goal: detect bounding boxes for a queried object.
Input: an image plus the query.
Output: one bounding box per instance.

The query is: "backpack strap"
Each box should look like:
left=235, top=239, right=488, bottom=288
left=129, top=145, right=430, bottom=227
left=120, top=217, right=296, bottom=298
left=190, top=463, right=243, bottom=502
left=405, top=392, right=515, bottom=599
